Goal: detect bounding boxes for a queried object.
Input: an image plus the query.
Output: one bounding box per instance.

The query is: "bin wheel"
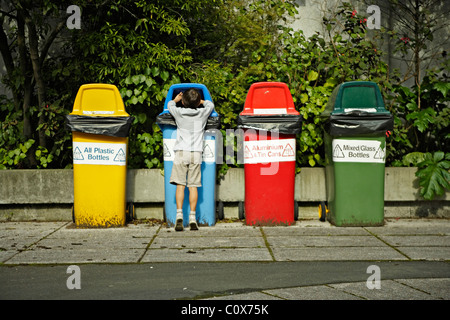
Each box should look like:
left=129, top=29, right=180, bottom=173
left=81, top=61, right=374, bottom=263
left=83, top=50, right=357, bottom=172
left=71, top=205, right=75, bottom=223
left=294, top=201, right=299, bottom=221
left=162, top=205, right=167, bottom=222
left=238, top=201, right=245, bottom=220
left=318, top=201, right=328, bottom=222
left=216, top=201, right=224, bottom=220
left=126, top=202, right=135, bottom=222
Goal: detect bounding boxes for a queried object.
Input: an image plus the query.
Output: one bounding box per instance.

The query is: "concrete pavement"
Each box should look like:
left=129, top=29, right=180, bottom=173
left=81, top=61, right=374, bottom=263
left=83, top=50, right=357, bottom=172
left=0, top=218, right=449, bottom=300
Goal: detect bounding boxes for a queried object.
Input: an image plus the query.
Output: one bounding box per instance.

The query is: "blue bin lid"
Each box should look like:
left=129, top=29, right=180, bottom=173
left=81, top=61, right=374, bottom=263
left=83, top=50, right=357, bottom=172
left=160, top=83, right=218, bottom=117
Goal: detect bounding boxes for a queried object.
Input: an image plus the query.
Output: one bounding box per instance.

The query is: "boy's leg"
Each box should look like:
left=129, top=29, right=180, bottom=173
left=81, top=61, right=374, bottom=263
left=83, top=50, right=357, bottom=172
left=175, top=185, right=185, bottom=231
left=187, top=152, right=201, bottom=231
left=188, top=187, right=198, bottom=230
left=176, top=184, right=185, bottom=210
left=188, top=187, right=198, bottom=212
left=171, top=151, right=189, bottom=231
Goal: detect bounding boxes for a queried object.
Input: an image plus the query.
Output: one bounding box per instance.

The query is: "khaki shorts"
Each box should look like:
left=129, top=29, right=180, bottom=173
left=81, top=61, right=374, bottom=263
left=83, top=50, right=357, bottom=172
left=170, top=151, right=202, bottom=187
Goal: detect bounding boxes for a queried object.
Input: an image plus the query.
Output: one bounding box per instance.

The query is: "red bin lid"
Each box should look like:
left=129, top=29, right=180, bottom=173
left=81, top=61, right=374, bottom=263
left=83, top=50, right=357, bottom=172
left=240, top=82, right=299, bottom=116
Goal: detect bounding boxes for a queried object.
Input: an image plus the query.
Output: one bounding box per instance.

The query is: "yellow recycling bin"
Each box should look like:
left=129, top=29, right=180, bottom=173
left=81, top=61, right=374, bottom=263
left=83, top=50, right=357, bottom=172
left=66, top=84, right=134, bottom=228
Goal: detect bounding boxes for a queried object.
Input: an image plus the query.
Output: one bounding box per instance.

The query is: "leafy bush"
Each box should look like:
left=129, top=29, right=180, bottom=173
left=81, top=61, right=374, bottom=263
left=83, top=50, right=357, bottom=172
left=388, top=64, right=450, bottom=166
left=415, top=152, right=450, bottom=200
left=0, top=0, right=448, bottom=202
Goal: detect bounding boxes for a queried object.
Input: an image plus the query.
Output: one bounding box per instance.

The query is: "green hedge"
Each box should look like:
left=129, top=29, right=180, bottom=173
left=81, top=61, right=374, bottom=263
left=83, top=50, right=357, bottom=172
left=1, top=1, right=448, bottom=199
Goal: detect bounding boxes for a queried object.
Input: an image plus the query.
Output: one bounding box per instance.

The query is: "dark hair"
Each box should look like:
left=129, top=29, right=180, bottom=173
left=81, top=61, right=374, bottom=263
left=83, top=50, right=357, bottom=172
left=182, top=88, right=201, bottom=109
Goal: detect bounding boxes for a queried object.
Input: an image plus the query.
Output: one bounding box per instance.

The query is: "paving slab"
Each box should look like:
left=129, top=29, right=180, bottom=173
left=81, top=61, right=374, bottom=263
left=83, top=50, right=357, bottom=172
left=151, top=236, right=266, bottom=249
left=0, top=222, right=67, bottom=263
left=1, top=219, right=449, bottom=265
left=271, top=246, right=408, bottom=261
left=378, top=235, right=450, bottom=247
left=366, top=219, right=450, bottom=235
left=265, top=235, right=386, bottom=247
left=0, top=217, right=449, bottom=301
left=158, top=223, right=262, bottom=237
left=328, top=279, right=438, bottom=300
left=395, top=278, right=450, bottom=300
left=262, top=224, right=369, bottom=236
left=2, top=223, right=158, bottom=264
left=5, top=247, right=146, bottom=264
left=395, top=247, right=450, bottom=261
left=206, top=291, right=282, bottom=300
left=141, top=247, right=273, bottom=262
left=263, top=285, right=362, bottom=300
left=215, top=278, right=450, bottom=300
left=0, top=222, right=66, bottom=249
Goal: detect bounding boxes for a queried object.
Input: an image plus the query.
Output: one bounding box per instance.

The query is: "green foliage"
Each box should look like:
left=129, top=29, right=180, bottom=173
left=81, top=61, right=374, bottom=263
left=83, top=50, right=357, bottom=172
left=0, top=139, right=34, bottom=170
left=387, top=62, right=450, bottom=166
left=0, top=0, right=448, bottom=199
left=415, top=152, right=450, bottom=200
left=0, top=94, right=72, bottom=169
left=234, top=3, right=392, bottom=170
left=69, top=0, right=212, bottom=169
left=0, top=96, right=32, bottom=169
left=188, top=2, right=394, bottom=173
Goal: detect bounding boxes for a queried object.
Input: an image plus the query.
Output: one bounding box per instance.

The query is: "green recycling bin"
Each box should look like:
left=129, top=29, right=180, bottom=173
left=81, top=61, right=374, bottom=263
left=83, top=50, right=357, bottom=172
left=321, top=81, right=393, bottom=226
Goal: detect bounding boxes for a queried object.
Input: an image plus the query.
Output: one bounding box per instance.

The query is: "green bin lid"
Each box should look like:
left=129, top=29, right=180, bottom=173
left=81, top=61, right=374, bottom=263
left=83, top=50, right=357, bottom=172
left=322, top=81, right=390, bottom=117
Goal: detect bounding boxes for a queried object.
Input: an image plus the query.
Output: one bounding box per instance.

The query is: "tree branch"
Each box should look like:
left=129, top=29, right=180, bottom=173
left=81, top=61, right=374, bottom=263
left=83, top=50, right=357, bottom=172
left=0, top=17, right=16, bottom=79
left=39, top=19, right=66, bottom=66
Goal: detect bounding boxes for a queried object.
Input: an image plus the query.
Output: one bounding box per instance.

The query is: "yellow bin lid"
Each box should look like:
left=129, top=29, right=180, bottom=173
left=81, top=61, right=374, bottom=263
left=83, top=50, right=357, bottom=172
left=70, top=84, right=129, bottom=117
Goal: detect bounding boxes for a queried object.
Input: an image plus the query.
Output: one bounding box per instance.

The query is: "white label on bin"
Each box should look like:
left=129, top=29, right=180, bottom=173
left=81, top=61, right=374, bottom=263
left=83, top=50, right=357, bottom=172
left=253, top=108, right=287, bottom=115
left=73, top=142, right=127, bottom=166
left=344, top=108, right=377, bottom=113
left=332, top=139, right=386, bottom=163
left=163, top=139, right=216, bottom=163
left=243, top=139, right=296, bottom=164
left=82, top=110, right=115, bottom=115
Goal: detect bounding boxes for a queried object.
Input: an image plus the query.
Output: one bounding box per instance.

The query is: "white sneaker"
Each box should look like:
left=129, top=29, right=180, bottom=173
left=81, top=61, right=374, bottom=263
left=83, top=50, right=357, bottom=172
left=189, top=215, right=198, bottom=231
left=175, top=213, right=183, bottom=231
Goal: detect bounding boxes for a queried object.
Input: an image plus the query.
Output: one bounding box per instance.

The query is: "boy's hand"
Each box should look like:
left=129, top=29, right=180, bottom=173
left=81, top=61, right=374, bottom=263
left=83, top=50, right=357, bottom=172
left=174, top=92, right=183, bottom=103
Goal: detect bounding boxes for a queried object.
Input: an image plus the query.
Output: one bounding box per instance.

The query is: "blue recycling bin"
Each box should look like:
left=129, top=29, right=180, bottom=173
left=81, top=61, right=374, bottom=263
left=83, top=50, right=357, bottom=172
left=156, top=83, right=220, bottom=227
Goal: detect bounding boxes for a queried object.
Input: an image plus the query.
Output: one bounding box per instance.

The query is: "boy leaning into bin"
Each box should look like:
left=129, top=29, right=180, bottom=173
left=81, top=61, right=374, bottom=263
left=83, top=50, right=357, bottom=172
left=167, top=88, right=215, bottom=231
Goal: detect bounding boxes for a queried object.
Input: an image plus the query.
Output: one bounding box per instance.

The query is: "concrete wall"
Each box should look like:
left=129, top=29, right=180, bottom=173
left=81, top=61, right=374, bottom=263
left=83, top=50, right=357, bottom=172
left=0, top=168, right=448, bottom=221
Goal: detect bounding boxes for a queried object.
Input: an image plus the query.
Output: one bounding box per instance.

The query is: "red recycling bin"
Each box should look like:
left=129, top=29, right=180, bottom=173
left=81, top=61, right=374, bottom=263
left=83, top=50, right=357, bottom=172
left=238, top=82, right=302, bottom=226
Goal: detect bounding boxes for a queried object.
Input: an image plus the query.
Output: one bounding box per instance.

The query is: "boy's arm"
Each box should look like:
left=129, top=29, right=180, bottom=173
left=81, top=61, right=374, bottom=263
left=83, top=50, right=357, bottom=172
left=174, top=92, right=183, bottom=103
left=167, top=100, right=176, bottom=114
left=167, top=92, right=183, bottom=114
left=202, top=100, right=215, bottom=115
